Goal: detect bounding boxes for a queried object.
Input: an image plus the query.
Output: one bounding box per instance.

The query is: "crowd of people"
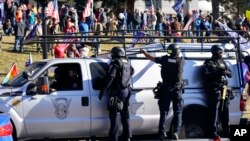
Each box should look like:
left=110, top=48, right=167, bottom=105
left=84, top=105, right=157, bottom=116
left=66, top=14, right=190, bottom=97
left=1, top=1, right=249, bottom=55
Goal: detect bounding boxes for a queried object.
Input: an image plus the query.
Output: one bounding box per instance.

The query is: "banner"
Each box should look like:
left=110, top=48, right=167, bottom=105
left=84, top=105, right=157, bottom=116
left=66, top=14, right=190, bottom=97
left=172, top=0, right=183, bottom=14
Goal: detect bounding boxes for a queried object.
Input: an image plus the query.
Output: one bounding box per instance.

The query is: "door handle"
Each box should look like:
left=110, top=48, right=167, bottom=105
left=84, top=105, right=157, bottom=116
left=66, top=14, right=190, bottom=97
left=81, top=97, right=89, bottom=106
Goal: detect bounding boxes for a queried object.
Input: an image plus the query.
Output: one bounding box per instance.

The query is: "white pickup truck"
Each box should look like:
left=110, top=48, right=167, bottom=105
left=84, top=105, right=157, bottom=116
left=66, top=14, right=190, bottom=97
left=0, top=43, right=246, bottom=141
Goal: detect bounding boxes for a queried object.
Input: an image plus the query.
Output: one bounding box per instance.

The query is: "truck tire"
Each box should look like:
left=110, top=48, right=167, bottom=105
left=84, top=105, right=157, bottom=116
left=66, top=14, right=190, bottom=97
left=179, top=105, right=209, bottom=139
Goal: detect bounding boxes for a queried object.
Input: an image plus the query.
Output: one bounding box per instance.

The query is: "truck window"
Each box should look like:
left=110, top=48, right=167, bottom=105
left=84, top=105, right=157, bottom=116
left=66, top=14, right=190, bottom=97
left=89, top=62, right=108, bottom=90
left=47, top=63, right=83, bottom=91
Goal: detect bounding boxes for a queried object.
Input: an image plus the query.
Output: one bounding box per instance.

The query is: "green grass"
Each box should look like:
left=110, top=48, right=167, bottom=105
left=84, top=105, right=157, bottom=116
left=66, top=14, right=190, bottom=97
left=0, top=35, right=44, bottom=81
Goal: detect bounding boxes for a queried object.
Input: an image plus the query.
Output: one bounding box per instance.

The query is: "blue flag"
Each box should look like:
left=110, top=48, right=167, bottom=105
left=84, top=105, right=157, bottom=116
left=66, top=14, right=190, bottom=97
left=172, top=0, right=183, bottom=14
left=25, top=25, right=37, bottom=43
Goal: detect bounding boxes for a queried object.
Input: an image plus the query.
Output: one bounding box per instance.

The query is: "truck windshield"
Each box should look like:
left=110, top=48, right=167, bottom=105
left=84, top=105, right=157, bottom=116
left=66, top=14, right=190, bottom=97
left=5, top=62, right=47, bottom=87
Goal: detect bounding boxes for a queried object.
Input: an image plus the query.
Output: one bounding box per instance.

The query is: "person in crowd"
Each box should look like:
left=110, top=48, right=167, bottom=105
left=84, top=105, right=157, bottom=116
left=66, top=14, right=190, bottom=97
left=3, top=19, right=13, bottom=36
left=99, top=46, right=134, bottom=141
left=109, top=12, right=118, bottom=36
left=63, top=16, right=75, bottom=33
left=65, top=44, right=80, bottom=58
left=140, top=44, right=185, bottom=140
left=79, top=47, right=90, bottom=58
left=28, top=9, right=35, bottom=30
left=13, top=17, right=26, bottom=52
left=148, top=9, right=157, bottom=36
left=132, top=9, right=141, bottom=35
left=79, top=17, right=89, bottom=42
left=53, top=43, right=66, bottom=58
left=171, top=17, right=182, bottom=43
left=204, top=17, right=212, bottom=42
left=93, top=23, right=103, bottom=55
left=202, top=45, right=232, bottom=140
left=36, top=18, right=43, bottom=53
left=51, top=18, right=60, bottom=35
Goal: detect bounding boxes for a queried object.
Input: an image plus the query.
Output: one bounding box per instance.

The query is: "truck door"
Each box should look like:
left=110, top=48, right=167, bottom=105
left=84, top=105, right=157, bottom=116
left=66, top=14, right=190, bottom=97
left=22, top=62, right=91, bottom=138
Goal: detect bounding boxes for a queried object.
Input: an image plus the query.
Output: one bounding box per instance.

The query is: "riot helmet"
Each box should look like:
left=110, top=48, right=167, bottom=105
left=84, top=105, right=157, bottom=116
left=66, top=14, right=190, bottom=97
left=111, top=46, right=125, bottom=58
left=211, top=45, right=224, bottom=55
left=167, top=44, right=180, bottom=57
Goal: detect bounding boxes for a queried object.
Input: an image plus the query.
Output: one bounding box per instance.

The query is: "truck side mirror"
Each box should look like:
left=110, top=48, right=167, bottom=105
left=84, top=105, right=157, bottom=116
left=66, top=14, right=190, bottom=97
left=26, top=83, right=37, bottom=96
left=37, top=76, right=49, bottom=94
left=23, top=71, right=29, bottom=79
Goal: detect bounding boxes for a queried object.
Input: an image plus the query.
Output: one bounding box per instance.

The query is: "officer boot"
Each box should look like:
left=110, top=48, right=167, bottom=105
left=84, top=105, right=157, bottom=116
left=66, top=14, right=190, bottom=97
left=159, top=132, right=167, bottom=141
left=172, top=132, right=179, bottom=140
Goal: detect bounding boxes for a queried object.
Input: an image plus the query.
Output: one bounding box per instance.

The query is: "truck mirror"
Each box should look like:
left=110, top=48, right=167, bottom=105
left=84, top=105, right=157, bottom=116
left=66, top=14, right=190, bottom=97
left=26, top=83, right=37, bottom=96
left=37, top=77, right=49, bottom=94
left=23, top=71, right=29, bottom=79
left=23, top=71, right=32, bottom=80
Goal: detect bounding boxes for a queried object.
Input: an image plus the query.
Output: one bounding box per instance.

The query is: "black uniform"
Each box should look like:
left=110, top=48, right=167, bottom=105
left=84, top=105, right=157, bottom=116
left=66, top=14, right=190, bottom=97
left=100, top=58, right=134, bottom=141
left=203, top=56, right=232, bottom=138
left=155, top=55, right=185, bottom=137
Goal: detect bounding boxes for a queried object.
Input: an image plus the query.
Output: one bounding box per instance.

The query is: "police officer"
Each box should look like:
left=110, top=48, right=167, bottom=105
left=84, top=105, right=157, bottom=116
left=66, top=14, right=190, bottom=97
left=99, top=47, right=134, bottom=141
left=140, top=44, right=185, bottom=140
left=202, top=45, right=232, bottom=140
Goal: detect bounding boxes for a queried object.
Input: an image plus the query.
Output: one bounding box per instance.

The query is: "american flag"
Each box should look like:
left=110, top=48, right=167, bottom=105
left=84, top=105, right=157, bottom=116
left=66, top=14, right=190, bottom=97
left=46, top=0, right=60, bottom=23
left=82, top=0, right=93, bottom=18
left=149, top=0, right=154, bottom=14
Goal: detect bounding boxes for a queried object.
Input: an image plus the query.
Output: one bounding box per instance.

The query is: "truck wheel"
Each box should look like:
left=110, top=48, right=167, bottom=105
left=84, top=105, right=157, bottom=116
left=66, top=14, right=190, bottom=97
left=179, top=106, right=209, bottom=139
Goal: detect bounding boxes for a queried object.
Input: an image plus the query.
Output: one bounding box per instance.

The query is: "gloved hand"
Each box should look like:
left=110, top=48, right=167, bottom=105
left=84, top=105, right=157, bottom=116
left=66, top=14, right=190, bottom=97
left=140, top=49, right=146, bottom=53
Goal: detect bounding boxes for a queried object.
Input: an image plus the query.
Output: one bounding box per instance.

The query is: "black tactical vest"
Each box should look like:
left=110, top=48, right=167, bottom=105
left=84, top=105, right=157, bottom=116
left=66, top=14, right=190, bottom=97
left=113, top=59, right=131, bottom=89
left=161, top=55, right=183, bottom=85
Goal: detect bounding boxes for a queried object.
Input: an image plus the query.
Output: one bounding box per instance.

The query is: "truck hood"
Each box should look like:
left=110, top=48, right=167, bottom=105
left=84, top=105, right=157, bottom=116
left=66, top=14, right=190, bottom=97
left=0, top=86, right=22, bottom=96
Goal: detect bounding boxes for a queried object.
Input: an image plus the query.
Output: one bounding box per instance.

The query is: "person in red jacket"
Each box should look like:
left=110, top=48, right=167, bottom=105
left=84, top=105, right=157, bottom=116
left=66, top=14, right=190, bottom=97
left=53, top=44, right=66, bottom=58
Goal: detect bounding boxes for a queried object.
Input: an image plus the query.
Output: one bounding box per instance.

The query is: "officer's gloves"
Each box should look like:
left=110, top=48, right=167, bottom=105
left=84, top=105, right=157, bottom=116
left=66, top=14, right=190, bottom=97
left=140, top=49, right=146, bottom=54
